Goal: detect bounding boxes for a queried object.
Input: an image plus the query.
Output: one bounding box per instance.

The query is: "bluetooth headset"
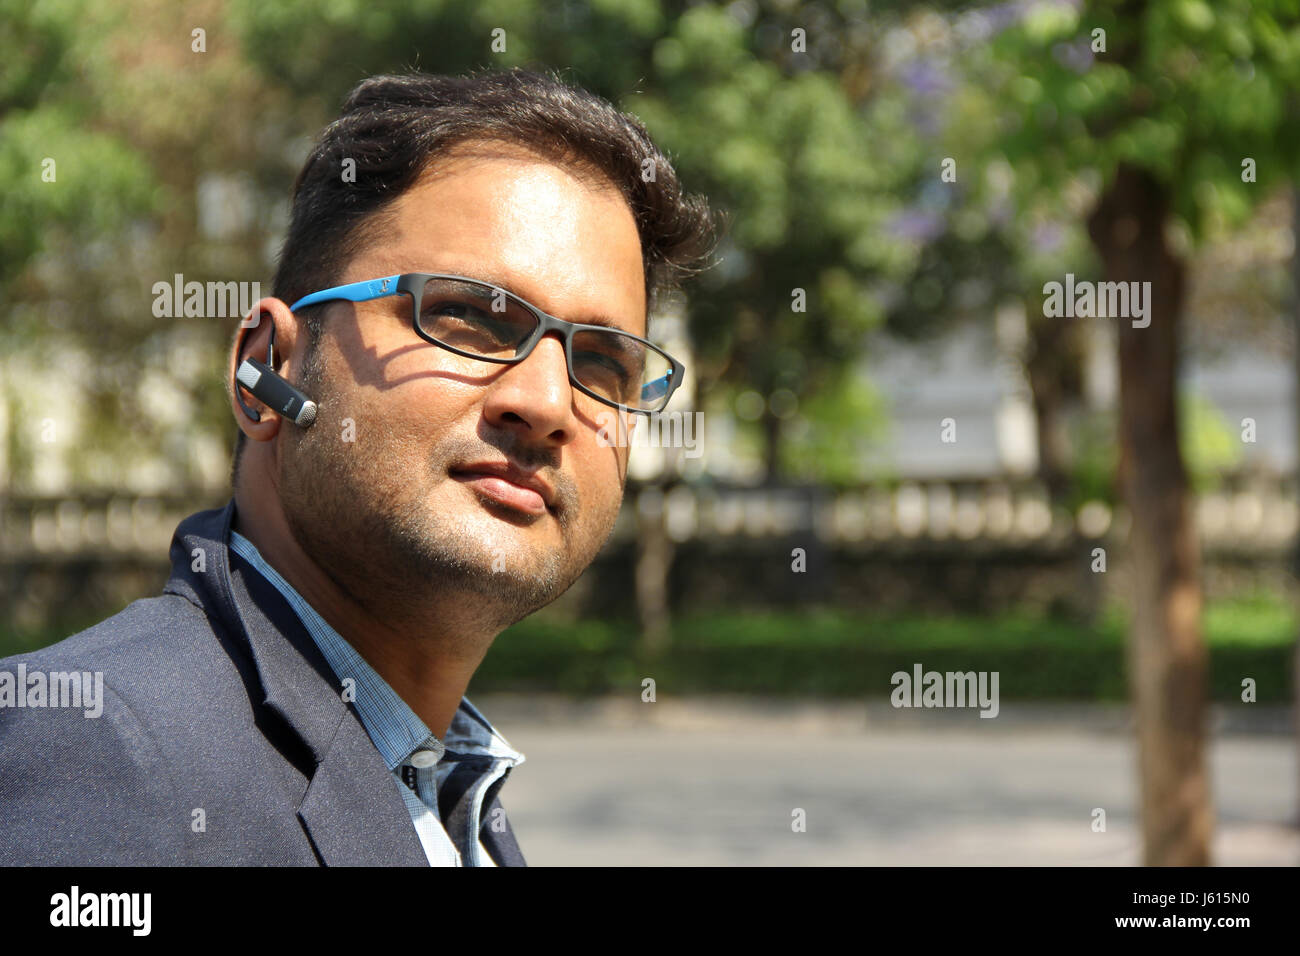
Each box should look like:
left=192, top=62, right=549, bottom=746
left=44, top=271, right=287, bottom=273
left=234, top=314, right=318, bottom=428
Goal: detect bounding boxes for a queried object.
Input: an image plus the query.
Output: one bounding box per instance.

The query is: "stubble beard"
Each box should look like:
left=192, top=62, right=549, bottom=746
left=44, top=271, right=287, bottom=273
left=275, top=359, right=621, bottom=635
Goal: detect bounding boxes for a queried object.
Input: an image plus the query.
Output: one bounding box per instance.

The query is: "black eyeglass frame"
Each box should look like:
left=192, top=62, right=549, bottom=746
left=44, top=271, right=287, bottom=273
left=289, top=272, right=686, bottom=415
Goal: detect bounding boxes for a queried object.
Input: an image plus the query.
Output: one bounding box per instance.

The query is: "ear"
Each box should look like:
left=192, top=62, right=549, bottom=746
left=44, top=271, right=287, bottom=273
left=228, top=297, right=303, bottom=443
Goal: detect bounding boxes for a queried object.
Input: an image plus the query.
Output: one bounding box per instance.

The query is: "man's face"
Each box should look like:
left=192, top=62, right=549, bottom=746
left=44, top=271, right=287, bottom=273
left=276, top=143, right=645, bottom=633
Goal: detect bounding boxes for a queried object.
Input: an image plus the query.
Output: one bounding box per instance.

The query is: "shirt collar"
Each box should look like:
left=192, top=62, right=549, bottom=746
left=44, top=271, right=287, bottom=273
left=228, top=529, right=524, bottom=773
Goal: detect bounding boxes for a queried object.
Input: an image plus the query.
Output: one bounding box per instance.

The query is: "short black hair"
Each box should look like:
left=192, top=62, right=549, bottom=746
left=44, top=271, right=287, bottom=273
left=232, top=67, right=715, bottom=483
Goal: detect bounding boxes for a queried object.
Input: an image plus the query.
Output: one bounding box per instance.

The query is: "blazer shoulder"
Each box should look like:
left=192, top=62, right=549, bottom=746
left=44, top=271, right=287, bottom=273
left=0, top=592, right=253, bottom=864
left=3, top=592, right=243, bottom=704
left=10, top=592, right=211, bottom=667
left=0, top=675, right=185, bottom=865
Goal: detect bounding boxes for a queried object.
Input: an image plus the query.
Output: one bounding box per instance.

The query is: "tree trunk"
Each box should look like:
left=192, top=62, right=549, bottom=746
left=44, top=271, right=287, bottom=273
left=1087, top=162, right=1212, bottom=865
left=1291, top=187, right=1300, bottom=829
left=761, top=407, right=782, bottom=486
left=634, top=482, right=674, bottom=656
left=1024, top=305, right=1082, bottom=508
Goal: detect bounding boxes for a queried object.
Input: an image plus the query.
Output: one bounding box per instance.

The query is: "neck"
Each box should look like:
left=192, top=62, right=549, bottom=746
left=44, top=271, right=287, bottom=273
left=231, top=477, right=486, bottom=741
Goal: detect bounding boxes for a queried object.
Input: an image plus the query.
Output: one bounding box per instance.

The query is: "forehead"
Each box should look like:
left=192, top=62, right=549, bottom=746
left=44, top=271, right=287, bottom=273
left=363, top=143, right=647, bottom=335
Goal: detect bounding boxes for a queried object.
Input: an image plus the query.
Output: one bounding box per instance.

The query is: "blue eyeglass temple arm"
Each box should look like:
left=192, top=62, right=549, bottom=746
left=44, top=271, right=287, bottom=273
left=641, top=375, right=671, bottom=403
left=290, top=274, right=676, bottom=407
left=289, top=275, right=404, bottom=312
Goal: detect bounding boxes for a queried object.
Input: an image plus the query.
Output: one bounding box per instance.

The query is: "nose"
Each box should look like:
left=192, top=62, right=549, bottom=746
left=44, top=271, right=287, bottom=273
left=482, top=331, right=577, bottom=444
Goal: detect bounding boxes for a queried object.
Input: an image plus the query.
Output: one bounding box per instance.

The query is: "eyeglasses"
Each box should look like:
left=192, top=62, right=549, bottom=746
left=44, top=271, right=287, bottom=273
left=289, top=273, right=685, bottom=415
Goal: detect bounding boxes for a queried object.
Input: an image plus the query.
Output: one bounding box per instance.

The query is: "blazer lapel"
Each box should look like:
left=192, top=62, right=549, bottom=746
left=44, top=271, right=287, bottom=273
left=165, top=500, right=428, bottom=866
left=479, top=778, right=527, bottom=867
left=297, top=712, right=430, bottom=866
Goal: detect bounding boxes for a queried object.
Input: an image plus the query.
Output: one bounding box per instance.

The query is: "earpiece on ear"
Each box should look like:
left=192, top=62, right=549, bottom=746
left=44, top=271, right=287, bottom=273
left=236, top=358, right=317, bottom=427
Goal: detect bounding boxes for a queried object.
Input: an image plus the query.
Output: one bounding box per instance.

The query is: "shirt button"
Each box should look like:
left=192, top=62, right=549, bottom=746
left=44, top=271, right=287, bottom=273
left=410, top=749, right=438, bottom=768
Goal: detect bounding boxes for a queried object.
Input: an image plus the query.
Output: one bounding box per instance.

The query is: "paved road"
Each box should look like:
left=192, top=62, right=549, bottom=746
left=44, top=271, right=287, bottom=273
left=474, top=696, right=1299, bottom=866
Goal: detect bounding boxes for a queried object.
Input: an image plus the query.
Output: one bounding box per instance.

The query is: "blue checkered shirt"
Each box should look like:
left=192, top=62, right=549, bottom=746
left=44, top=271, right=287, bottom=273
left=229, top=530, right=525, bottom=866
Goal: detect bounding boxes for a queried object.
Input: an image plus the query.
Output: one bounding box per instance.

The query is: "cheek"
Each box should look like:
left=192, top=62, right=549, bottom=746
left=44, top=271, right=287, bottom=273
left=393, top=381, right=464, bottom=434
left=574, top=436, right=628, bottom=513
left=373, top=349, right=483, bottom=434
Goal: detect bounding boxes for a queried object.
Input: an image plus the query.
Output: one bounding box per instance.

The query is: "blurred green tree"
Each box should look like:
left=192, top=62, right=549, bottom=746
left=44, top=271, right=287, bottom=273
left=1, top=0, right=289, bottom=493
left=0, top=0, right=156, bottom=487
left=959, top=0, right=1300, bottom=865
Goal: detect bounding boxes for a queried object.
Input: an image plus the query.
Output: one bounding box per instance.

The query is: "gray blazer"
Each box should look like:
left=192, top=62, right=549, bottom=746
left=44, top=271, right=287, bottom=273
left=0, top=500, right=526, bottom=866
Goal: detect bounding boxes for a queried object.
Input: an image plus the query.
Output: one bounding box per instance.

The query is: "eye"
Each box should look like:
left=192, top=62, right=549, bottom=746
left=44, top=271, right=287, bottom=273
left=425, top=300, right=509, bottom=336
left=572, top=334, right=643, bottom=404
left=419, top=294, right=534, bottom=356
left=424, top=299, right=485, bottom=321
left=578, top=345, right=631, bottom=371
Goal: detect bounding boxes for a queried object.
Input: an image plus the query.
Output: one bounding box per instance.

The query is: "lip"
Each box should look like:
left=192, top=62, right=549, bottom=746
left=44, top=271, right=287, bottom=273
left=450, top=461, right=556, bottom=515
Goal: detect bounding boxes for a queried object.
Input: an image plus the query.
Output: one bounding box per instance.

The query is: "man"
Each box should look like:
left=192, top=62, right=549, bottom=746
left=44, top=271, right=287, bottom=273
left=0, top=68, right=714, bottom=865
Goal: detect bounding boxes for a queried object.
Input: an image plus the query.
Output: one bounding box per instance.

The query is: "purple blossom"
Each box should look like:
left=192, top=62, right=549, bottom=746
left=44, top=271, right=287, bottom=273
left=1052, top=39, right=1094, bottom=74
left=900, top=58, right=951, bottom=98
left=1031, top=221, right=1066, bottom=253
left=889, top=208, right=946, bottom=243
left=980, top=0, right=1083, bottom=39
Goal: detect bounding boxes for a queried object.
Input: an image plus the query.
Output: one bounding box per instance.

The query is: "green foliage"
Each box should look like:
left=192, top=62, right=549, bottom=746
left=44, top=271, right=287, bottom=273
left=1067, top=390, right=1247, bottom=506
left=974, top=0, right=1300, bottom=239
left=0, top=0, right=158, bottom=291
left=230, top=0, right=668, bottom=112
left=1204, top=590, right=1297, bottom=646
left=0, top=1, right=329, bottom=493
left=1179, top=391, right=1243, bottom=491
left=469, top=597, right=1294, bottom=699
left=778, top=371, right=888, bottom=484
left=5, top=589, right=1290, bottom=702
left=1067, top=409, right=1119, bottom=508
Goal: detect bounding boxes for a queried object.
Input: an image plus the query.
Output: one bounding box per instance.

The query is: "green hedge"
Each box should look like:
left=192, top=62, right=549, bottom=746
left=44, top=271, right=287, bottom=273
left=5, top=597, right=1293, bottom=702
left=473, top=598, right=1295, bottom=701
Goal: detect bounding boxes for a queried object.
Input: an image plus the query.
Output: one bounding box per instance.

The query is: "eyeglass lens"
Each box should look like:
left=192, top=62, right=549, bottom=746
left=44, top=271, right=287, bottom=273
left=415, top=277, right=673, bottom=411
